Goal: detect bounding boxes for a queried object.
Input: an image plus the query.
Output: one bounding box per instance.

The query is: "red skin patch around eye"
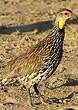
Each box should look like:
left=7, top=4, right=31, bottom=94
left=60, top=11, right=74, bottom=18
left=64, top=12, right=72, bottom=18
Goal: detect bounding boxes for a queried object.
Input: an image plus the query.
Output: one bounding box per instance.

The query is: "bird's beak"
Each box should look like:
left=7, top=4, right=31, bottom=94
left=67, top=13, right=78, bottom=25
left=66, top=13, right=78, bottom=29
left=70, top=13, right=78, bottom=20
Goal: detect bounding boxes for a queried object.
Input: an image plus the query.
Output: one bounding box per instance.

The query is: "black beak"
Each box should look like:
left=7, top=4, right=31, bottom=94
left=67, top=13, right=78, bottom=25
left=70, top=13, right=78, bottom=20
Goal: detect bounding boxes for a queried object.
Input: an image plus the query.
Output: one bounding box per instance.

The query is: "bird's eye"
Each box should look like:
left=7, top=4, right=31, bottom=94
left=64, top=12, right=69, bottom=15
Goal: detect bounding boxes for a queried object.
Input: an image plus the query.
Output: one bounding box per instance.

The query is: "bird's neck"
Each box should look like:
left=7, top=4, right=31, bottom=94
left=48, top=24, right=65, bottom=39
left=46, top=24, right=65, bottom=54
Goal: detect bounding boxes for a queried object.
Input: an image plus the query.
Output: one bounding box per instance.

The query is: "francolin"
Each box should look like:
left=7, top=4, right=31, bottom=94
left=0, top=8, right=76, bottom=105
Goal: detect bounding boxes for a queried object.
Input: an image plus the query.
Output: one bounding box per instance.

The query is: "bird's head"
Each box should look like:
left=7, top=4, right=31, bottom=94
left=55, top=8, right=75, bottom=29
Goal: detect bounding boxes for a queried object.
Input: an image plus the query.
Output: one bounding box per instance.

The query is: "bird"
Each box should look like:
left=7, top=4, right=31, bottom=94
left=0, top=8, right=76, bottom=105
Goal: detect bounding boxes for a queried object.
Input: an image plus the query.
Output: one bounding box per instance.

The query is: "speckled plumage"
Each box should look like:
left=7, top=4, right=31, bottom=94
left=2, top=26, right=64, bottom=84
left=0, top=8, right=75, bottom=106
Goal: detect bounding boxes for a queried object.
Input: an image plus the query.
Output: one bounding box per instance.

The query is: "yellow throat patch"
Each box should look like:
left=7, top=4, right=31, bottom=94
left=59, top=18, right=66, bottom=29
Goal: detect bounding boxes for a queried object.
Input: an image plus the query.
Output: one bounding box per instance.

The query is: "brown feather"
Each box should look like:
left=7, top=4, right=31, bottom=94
left=4, top=26, right=64, bottom=80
